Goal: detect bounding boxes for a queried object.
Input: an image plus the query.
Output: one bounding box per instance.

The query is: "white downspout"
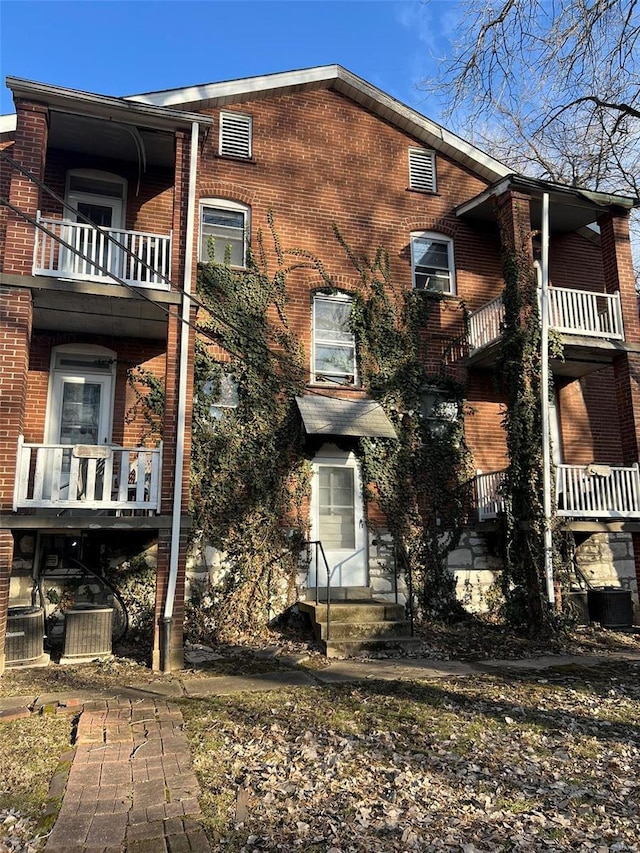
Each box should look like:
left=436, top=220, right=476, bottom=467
left=162, top=120, right=199, bottom=670
left=539, top=192, right=555, bottom=607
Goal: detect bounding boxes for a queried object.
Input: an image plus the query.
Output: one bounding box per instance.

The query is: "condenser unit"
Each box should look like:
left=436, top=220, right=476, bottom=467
left=6, top=606, right=47, bottom=666
left=61, top=604, right=113, bottom=663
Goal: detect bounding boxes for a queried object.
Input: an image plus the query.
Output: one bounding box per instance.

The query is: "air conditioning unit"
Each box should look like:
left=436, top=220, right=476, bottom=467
left=6, top=606, right=47, bottom=666
left=61, top=605, right=113, bottom=663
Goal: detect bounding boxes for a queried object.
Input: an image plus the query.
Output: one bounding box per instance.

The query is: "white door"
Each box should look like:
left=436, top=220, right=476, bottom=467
left=310, top=447, right=367, bottom=587
left=45, top=353, right=115, bottom=501
left=62, top=193, right=124, bottom=279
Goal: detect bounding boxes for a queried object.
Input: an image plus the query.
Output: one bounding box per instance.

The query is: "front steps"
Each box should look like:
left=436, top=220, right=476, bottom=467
left=298, top=589, right=421, bottom=657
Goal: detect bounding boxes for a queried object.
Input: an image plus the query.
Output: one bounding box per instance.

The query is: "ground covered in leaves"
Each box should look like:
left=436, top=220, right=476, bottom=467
left=182, top=662, right=640, bottom=852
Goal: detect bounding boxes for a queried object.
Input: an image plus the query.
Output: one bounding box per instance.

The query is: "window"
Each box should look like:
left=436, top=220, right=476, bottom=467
left=312, top=294, right=357, bottom=385
left=408, top=148, right=436, bottom=193
left=411, top=232, right=455, bottom=294
left=199, top=199, right=249, bottom=266
left=419, top=385, right=460, bottom=438
left=219, top=111, right=252, bottom=159
left=201, top=373, right=239, bottom=421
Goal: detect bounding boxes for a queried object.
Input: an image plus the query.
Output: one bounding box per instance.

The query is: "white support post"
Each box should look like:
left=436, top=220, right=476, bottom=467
left=540, top=192, right=555, bottom=607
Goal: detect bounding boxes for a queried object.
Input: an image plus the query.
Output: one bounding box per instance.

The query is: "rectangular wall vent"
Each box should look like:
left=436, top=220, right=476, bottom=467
left=409, top=148, right=436, bottom=192
left=220, top=111, right=252, bottom=159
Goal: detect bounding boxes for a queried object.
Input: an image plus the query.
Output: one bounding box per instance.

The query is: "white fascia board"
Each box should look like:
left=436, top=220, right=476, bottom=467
left=6, top=77, right=213, bottom=130
left=0, top=113, right=17, bottom=134
left=128, top=64, right=512, bottom=184
left=126, top=65, right=343, bottom=106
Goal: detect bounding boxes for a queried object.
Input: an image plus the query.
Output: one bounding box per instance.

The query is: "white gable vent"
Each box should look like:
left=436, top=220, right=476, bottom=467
left=409, top=147, right=436, bottom=192
left=219, top=111, right=252, bottom=159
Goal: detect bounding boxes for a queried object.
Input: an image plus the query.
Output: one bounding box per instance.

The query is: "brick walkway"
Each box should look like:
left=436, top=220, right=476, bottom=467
left=45, top=698, right=210, bottom=853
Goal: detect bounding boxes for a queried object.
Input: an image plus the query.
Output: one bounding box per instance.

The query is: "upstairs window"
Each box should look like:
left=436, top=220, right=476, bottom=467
left=408, top=148, right=436, bottom=193
left=199, top=199, right=249, bottom=266
left=219, top=111, right=252, bottom=159
left=411, top=232, right=455, bottom=294
left=312, top=294, right=357, bottom=386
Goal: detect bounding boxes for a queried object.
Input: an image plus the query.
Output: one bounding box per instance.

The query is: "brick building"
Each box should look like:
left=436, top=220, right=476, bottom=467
left=1, top=66, right=639, bottom=670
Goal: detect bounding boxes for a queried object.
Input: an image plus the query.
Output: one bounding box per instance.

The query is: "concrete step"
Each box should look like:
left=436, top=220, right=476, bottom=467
left=323, top=637, right=423, bottom=658
left=298, top=600, right=406, bottom=624
left=305, top=587, right=373, bottom=602
left=314, top=620, right=413, bottom=641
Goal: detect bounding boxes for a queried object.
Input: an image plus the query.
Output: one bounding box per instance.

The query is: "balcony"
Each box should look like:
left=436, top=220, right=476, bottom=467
left=13, top=439, right=162, bottom=513
left=468, top=288, right=624, bottom=354
left=476, top=464, right=640, bottom=522
left=33, top=215, right=172, bottom=290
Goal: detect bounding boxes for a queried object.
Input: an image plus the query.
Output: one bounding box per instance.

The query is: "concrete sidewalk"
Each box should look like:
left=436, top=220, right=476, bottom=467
left=2, top=650, right=640, bottom=852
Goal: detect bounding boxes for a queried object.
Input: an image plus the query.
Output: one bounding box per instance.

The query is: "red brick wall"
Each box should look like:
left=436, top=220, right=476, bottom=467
left=2, top=102, right=48, bottom=276
left=556, top=372, right=624, bottom=465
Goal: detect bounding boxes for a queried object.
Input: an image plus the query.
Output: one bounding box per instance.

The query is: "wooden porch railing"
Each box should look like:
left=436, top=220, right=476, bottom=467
left=33, top=214, right=172, bottom=289
left=13, top=438, right=162, bottom=512
left=476, top=464, right=640, bottom=520
left=468, top=288, right=624, bottom=352
left=556, top=463, right=640, bottom=518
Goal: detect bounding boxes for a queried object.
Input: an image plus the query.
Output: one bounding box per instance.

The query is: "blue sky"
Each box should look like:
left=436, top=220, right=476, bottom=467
left=0, top=0, right=460, bottom=119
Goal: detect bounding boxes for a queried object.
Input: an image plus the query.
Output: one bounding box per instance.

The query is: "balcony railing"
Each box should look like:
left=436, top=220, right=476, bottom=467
left=468, top=288, right=624, bottom=352
left=33, top=214, right=172, bottom=289
left=556, top=463, right=640, bottom=518
left=476, top=464, right=640, bottom=521
left=13, top=438, right=162, bottom=512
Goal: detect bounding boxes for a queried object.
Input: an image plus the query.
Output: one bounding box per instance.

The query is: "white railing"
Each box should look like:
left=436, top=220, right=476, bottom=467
left=548, top=287, right=623, bottom=339
left=13, top=438, right=162, bottom=512
left=33, top=214, right=172, bottom=289
left=556, top=463, right=640, bottom=518
left=476, top=470, right=506, bottom=521
left=468, top=296, right=505, bottom=353
left=468, top=289, right=625, bottom=352
left=476, top=464, right=640, bottom=521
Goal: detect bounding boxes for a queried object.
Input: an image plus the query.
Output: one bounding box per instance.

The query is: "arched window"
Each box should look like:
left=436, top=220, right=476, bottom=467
left=199, top=199, right=250, bottom=267
left=410, top=232, right=456, bottom=294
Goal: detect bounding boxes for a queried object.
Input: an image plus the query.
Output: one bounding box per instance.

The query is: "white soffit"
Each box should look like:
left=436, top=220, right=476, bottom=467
left=126, top=65, right=512, bottom=184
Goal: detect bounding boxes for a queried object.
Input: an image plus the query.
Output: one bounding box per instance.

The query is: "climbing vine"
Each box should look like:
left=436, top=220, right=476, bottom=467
left=494, top=201, right=558, bottom=633
left=335, top=229, right=474, bottom=620
left=188, top=216, right=475, bottom=640
left=191, top=217, right=315, bottom=641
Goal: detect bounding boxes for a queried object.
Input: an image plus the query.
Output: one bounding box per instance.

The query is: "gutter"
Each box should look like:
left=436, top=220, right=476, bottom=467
left=162, top=119, right=199, bottom=672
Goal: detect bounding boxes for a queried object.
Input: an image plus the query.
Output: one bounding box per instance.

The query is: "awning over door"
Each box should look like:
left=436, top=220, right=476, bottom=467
left=295, top=396, right=397, bottom=438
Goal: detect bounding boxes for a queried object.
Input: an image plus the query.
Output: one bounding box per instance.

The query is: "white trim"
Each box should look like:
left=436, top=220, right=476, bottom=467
left=410, top=231, right=456, bottom=294
left=45, top=344, right=117, bottom=447
left=312, top=292, right=358, bottom=386
left=198, top=198, right=250, bottom=266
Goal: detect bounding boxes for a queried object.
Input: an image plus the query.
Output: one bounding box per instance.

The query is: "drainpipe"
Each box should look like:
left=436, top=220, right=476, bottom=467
left=162, top=121, right=200, bottom=671
left=539, top=192, right=555, bottom=607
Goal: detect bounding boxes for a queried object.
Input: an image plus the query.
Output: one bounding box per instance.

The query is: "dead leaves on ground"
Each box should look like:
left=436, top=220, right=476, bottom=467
left=183, top=664, right=640, bottom=852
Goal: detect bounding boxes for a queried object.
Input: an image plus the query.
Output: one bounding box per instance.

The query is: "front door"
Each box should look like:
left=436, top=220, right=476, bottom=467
left=310, top=447, right=367, bottom=587
left=45, top=348, right=116, bottom=501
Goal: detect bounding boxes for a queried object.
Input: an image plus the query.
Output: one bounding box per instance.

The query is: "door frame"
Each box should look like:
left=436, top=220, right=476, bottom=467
left=309, top=444, right=368, bottom=588
left=45, top=344, right=117, bottom=447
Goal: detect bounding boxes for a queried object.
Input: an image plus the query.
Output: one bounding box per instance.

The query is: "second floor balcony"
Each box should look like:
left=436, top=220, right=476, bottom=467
left=468, top=288, right=624, bottom=354
left=33, top=214, right=172, bottom=290
left=476, top=463, right=640, bottom=522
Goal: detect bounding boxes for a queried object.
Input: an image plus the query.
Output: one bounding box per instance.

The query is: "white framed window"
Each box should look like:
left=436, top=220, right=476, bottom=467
left=219, top=111, right=252, bottom=159
left=312, top=294, right=357, bottom=386
left=408, top=148, right=436, bottom=193
left=411, top=232, right=455, bottom=294
left=199, top=199, right=249, bottom=266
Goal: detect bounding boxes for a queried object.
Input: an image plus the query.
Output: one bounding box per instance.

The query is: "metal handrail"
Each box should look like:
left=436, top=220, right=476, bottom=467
left=304, top=539, right=333, bottom=641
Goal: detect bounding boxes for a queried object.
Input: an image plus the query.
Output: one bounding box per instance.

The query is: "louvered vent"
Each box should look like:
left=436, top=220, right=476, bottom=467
left=220, top=111, right=252, bottom=159
left=409, top=148, right=436, bottom=192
